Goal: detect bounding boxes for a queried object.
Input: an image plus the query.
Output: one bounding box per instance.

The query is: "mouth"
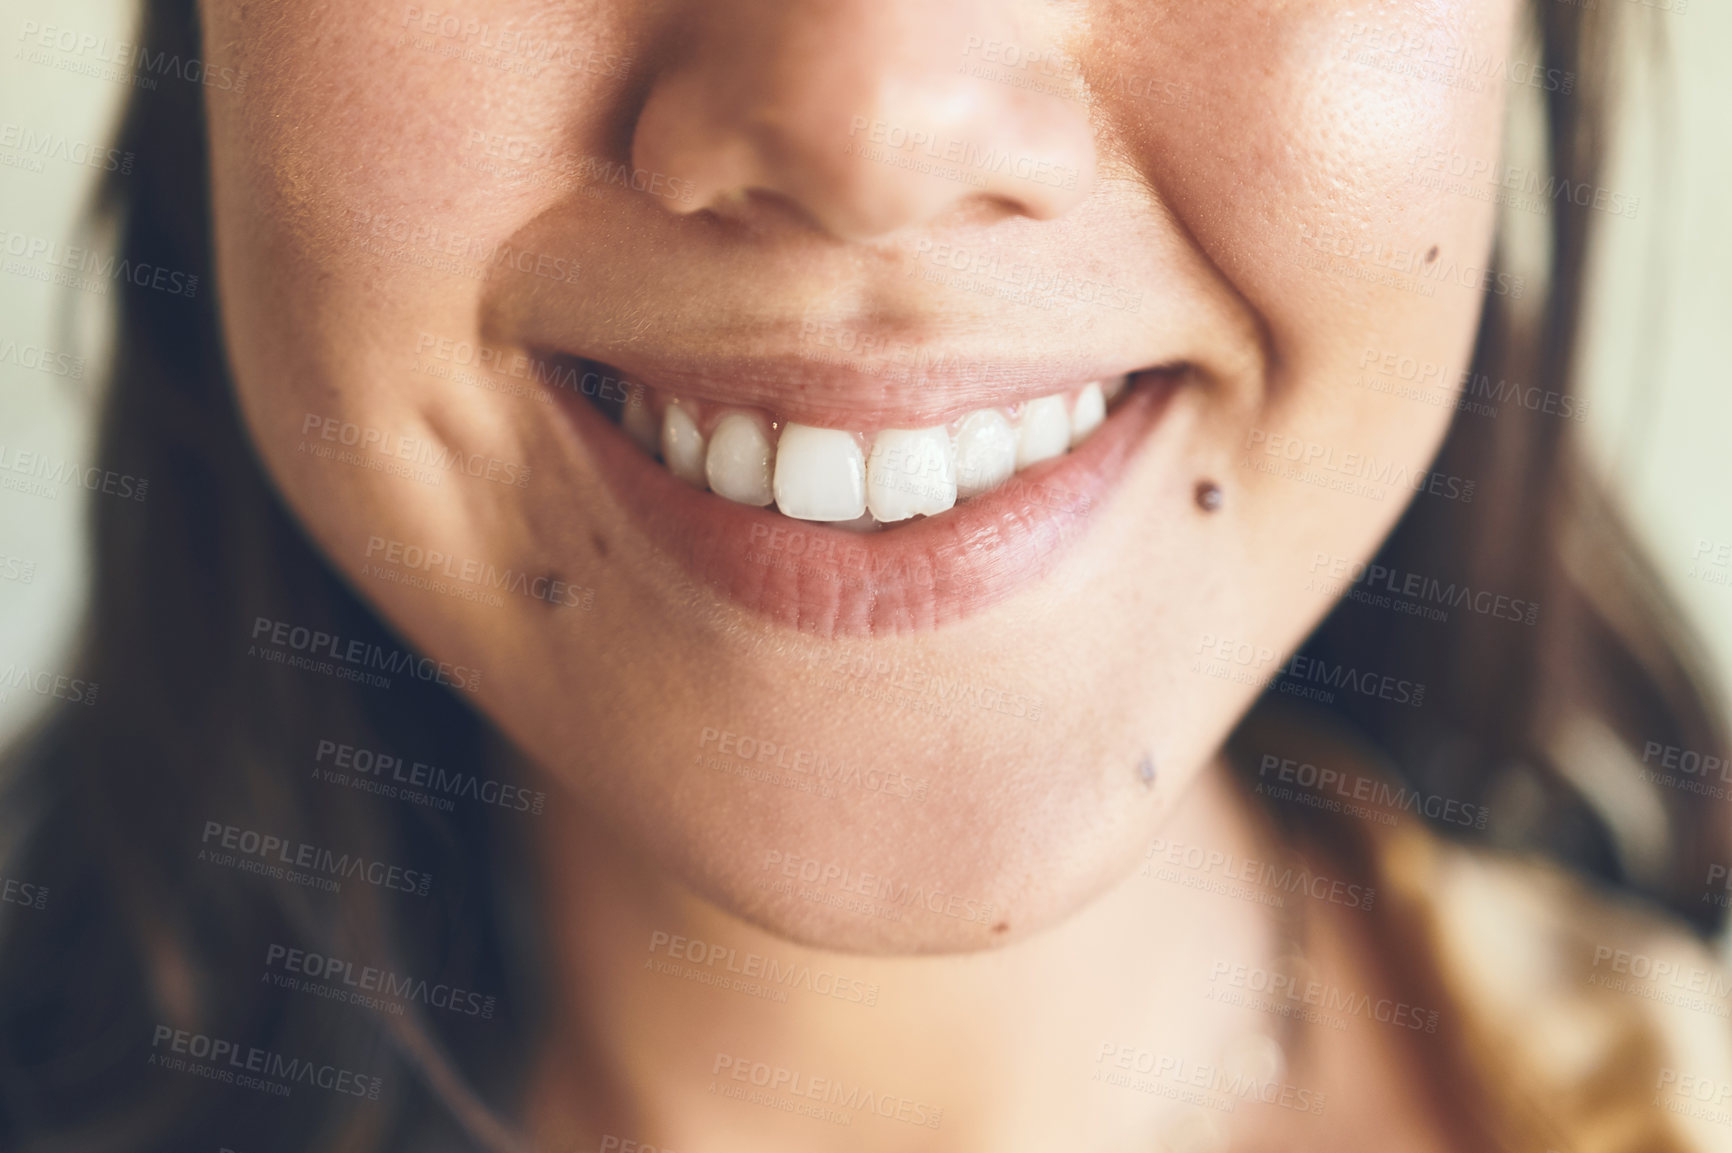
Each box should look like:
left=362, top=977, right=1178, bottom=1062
left=547, top=352, right=1185, bottom=636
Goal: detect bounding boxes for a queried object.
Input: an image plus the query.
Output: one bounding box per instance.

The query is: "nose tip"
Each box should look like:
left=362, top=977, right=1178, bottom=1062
left=628, top=3, right=1097, bottom=242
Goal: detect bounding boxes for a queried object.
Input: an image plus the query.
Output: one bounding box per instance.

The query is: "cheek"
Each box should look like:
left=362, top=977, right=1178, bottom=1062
left=1097, top=0, right=1515, bottom=609
left=197, top=1, right=629, bottom=618
left=197, top=0, right=629, bottom=435
left=1099, top=0, right=1516, bottom=375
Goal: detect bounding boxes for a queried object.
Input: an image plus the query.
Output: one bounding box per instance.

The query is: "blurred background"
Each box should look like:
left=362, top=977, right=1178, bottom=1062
left=2, top=0, right=1729, bottom=748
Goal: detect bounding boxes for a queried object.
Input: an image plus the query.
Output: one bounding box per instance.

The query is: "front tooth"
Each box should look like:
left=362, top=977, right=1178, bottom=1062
left=867, top=427, right=956, bottom=523
left=705, top=412, right=776, bottom=506
left=1016, top=394, right=1070, bottom=468
left=622, top=386, right=660, bottom=455
left=773, top=423, right=866, bottom=521
left=1070, top=382, right=1106, bottom=446
left=661, top=401, right=708, bottom=488
left=953, top=409, right=1017, bottom=499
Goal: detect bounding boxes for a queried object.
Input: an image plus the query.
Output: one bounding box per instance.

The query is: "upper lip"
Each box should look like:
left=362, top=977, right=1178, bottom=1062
left=542, top=347, right=1171, bottom=430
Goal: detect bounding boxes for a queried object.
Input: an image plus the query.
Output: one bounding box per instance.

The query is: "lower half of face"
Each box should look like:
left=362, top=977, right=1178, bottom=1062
left=200, top=0, right=1514, bottom=950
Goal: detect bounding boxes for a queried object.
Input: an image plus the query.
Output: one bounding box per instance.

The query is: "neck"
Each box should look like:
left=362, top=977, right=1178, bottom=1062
left=527, top=758, right=1287, bottom=1153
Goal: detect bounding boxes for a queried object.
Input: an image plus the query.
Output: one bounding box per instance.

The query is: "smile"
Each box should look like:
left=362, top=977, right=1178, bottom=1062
left=593, top=370, right=1131, bottom=526
left=550, top=353, right=1186, bottom=636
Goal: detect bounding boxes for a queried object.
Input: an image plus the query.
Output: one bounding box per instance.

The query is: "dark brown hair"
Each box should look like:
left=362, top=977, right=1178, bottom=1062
left=0, top=0, right=1722, bottom=1150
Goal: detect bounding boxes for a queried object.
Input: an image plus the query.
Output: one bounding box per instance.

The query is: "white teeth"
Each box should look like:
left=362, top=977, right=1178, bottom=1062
left=772, top=423, right=866, bottom=522
left=953, top=409, right=1018, bottom=500
left=1070, top=382, right=1106, bottom=447
left=866, top=427, right=957, bottom=523
left=1016, top=394, right=1070, bottom=468
left=630, top=379, right=1126, bottom=522
left=661, top=402, right=708, bottom=487
left=622, top=387, right=660, bottom=455
left=705, top=412, right=776, bottom=506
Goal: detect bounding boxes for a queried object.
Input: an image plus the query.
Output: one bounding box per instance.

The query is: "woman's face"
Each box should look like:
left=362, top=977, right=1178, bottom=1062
left=201, top=0, right=1515, bottom=951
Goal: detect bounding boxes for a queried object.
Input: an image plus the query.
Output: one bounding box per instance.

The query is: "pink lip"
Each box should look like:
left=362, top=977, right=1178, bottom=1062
left=556, top=374, right=1178, bottom=637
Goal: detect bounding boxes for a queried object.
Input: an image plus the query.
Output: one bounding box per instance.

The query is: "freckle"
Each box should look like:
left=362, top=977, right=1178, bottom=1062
left=1193, top=481, right=1223, bottom=512
left=590, top=532, right=609, bottom=558
left=992, top=921, right=1010, bottom=934
left=1138, top=754, right=1157, bottom=787
left=1426, top=245, right=1439, bottom=263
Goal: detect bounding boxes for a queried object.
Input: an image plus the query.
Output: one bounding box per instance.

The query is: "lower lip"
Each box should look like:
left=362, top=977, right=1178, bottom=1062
left=556, top=377, right=1179, bottom=637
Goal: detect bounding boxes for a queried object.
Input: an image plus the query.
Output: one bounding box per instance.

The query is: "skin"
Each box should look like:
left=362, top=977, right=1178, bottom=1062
left=198, top=0, right=1517, bottom=1147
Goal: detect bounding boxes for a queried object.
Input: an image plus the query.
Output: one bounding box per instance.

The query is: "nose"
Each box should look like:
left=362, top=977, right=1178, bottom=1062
left=630, top=0, right=1098, bottom=242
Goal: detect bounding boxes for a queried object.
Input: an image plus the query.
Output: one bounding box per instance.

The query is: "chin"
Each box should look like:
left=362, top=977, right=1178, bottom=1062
left=582, top=702, right=1184, bottom=955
